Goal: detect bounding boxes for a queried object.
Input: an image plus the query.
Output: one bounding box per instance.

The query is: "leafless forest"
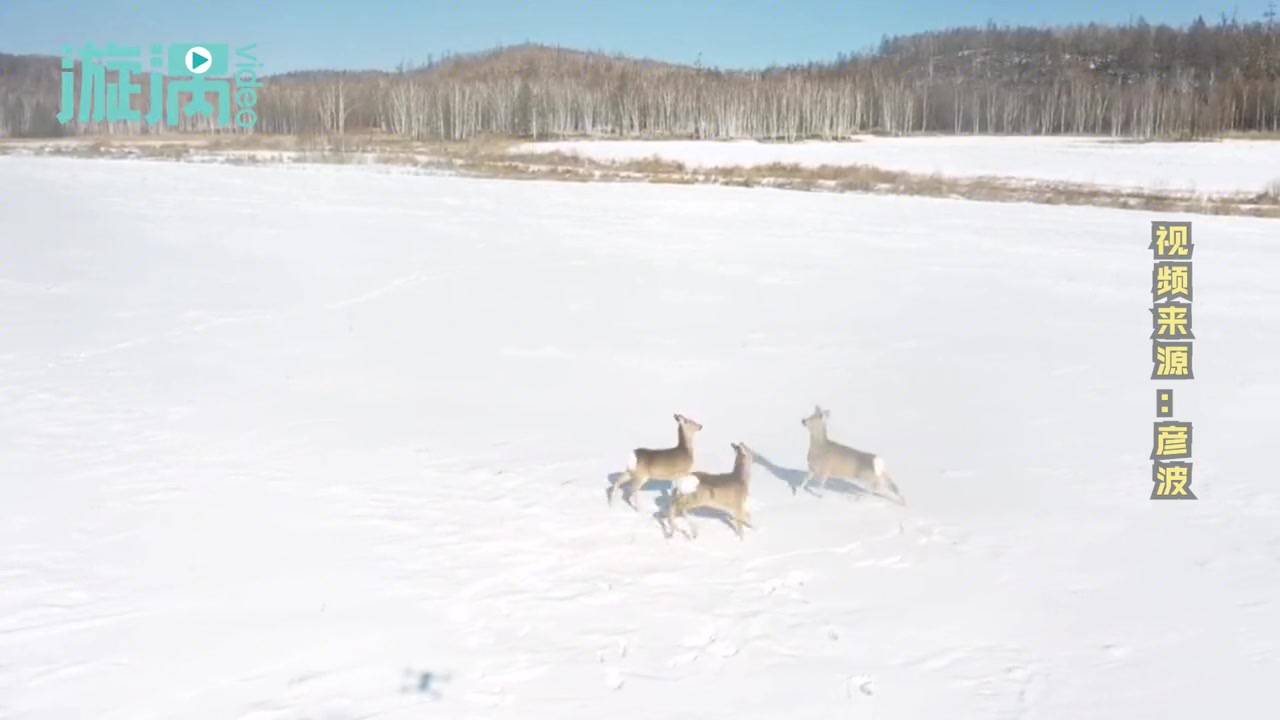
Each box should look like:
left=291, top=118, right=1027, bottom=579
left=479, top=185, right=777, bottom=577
left=3, top=18, right=1280, bottom=140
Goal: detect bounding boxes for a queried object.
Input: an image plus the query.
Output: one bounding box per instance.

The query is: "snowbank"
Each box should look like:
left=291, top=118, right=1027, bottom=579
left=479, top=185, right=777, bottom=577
left=519, top=136, right=1280, bottom=195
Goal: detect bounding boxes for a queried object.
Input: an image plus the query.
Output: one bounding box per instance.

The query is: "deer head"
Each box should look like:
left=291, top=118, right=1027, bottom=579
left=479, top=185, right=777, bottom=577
left=801, top=405, right=829, bottom=428
left=674, top=413, right=704, bottom=435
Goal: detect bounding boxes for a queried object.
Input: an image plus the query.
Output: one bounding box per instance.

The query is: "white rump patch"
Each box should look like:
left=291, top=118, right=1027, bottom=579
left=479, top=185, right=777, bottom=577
left=675, top=475, right=700, bottom=494
left=873, top=456, right=886, bottom=477
left=627, top=451, right=637, bottom=472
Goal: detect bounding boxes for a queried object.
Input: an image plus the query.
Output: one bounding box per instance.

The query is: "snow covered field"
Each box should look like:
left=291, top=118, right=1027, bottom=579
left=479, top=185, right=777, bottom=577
left=2, top=155, right=1277, bottom=719
left=519, top=136, right=1280, bottom=196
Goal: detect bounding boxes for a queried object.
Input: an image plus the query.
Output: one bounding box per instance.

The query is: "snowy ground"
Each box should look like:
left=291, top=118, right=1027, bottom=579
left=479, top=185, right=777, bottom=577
left=519, top=136, right=1280, bottom=196
left=1, top=155, right=1277, bottom=719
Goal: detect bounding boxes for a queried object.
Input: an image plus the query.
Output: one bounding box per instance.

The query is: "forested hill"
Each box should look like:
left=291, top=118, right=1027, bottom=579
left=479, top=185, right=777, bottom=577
left=3, top=18, right=1279, bottom=140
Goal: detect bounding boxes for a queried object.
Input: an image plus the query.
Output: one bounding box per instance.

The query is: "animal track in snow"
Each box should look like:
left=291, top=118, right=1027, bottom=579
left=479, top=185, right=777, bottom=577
left=846, top=674, right=876, bottom=698
left=669, top=627, right=740, bottom=667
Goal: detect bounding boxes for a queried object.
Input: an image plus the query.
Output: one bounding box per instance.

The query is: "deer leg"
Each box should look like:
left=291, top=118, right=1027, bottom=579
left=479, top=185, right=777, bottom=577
left=665, top=499, right=686, bottom=538
left=796, top=472, right=813, bottom=496
left=877, top=473, right=906, bottom=505
left=805, top=474, right=826, bottom=498
left=607, top=470, right=631, bottom=506
left=680, top=514, right=696, bottom=540
left=625, top=473, right=647, bottom=511
left=684, top=511, right=698, bottom=539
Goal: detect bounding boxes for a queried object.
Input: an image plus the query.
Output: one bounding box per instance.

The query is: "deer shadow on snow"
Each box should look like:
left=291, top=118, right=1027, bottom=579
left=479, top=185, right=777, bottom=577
left=749, top=450, right=872, bottom=500
left=603, top=472, right=675, bottom=504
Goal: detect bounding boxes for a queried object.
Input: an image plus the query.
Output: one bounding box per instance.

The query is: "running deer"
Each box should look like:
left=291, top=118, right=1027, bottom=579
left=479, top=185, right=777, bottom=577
left=665, top=442, right=753, bottom=539
left=800, top=406, right=904, bottom=504
left=609, top=414, right=703, bottom=510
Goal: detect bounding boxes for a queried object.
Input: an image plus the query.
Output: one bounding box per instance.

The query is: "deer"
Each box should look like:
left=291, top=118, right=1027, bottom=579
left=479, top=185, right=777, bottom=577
left=609, top=414, right=703, bottom=510
left=800, top=406, right=904, bottom=504
left=665, top=442, right=753, bottom=540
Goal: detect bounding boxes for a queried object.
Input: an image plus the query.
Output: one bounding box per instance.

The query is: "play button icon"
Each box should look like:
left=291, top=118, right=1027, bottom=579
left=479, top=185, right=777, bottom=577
left=184, top=46, right=212, bottom=74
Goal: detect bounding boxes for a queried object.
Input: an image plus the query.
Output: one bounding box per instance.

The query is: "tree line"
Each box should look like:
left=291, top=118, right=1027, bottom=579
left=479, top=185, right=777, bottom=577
left=3, top=17, right=1280, bottom=140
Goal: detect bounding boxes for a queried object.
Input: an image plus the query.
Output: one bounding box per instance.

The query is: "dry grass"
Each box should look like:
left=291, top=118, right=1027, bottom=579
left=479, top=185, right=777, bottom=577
left=1222, top=130, right=1280, bottom=141
left=1261, top=179, right=1280, bottom=203
left=3, top=134, right=1277, bottom=219
left=487, top=150, right=1280, bottom=218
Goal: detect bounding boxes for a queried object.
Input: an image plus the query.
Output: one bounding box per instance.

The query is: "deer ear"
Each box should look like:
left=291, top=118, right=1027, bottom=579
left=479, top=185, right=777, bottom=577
left=674, top=413, right=682, bottom=422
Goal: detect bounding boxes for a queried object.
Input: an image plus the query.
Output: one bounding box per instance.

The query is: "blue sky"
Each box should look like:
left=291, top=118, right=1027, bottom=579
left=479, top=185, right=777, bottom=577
left=0, top=1, right=1270, bottom=72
